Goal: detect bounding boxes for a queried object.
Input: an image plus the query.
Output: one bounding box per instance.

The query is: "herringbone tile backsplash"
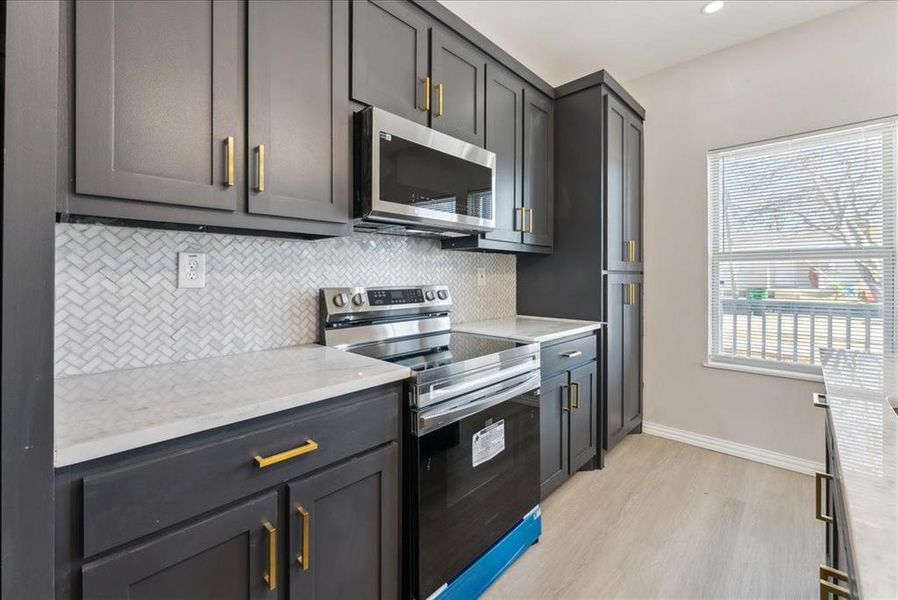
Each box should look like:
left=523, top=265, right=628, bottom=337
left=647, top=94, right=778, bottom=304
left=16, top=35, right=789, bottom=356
left=55, top=223, right=516, bottom=377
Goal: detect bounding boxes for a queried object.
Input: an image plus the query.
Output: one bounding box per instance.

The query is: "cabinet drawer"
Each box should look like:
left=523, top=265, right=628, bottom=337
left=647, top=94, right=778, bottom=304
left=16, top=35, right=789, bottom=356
left=540, top=333, right=597, bottom=377
left=81, top=385, right=399, bottom=558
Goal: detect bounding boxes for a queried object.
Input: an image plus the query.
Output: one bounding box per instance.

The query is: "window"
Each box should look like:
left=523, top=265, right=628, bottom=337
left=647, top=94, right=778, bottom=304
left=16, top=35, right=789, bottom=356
left=708, top=118, right=897, bottom=376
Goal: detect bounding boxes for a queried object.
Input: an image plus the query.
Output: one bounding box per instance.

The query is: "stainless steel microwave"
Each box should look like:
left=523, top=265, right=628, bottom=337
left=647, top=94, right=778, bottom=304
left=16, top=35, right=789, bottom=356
left=353, top=107, right=496, bottom=236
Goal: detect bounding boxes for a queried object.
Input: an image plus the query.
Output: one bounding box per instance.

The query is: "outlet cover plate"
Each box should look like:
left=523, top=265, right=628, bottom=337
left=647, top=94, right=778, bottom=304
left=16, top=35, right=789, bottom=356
left=476, top=267, right=486, bottom=287
left=178, top=252, right=206, bottom=289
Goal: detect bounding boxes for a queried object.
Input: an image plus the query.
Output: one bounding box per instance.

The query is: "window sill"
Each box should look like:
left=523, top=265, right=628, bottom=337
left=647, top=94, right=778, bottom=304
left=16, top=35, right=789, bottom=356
left=702, top=360, right=824, bottom=383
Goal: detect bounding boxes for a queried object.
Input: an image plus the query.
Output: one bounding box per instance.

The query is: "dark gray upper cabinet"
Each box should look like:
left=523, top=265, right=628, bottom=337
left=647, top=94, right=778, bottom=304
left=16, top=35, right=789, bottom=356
left=248, top=0, right=349, bottom=224
left=81, top=492, right=278, bottom=600
left=430, top=29, right=486, bottom=146
left=568, top=361, right=597, bottom=472
left=523, top=88, right=554, bottom=248
left=605, top=93, right=644, bottom=272
left=75, top=0, right=242, bottom=211
left=351, top=0, right=429, bottom=124
left=288, top=444, right=399, bottom=600
left=539, top=372, right=569, bottom=500
left=484, top=65, right=524, bottom=244
left=605, top=273, right=642, bottom=452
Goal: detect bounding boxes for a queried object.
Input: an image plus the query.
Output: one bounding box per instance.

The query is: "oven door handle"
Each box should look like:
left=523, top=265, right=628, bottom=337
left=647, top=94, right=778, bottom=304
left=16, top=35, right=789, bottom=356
left=414, top=372, right=540, bottom=436
left=417, top=354, right=539, bottom=408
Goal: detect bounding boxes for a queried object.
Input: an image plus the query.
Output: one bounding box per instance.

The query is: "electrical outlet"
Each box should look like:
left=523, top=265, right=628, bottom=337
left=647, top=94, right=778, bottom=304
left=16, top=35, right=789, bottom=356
left=178, top=252, right=206, bottom=289
left=476, top=267, right=486, bottom=287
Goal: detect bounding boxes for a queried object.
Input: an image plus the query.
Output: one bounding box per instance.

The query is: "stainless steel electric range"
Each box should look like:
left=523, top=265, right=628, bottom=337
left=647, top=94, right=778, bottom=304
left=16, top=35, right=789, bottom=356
left=320, top=285, right=542, bottom=600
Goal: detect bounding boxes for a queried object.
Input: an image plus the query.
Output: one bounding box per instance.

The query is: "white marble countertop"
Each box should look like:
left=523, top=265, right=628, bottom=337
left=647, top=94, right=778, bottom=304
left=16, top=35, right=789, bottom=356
left=54, top=345, right=411, bottom=467
left=453, top=315, right=603, bottom=344
left=820, top=350, right=898, bottom=600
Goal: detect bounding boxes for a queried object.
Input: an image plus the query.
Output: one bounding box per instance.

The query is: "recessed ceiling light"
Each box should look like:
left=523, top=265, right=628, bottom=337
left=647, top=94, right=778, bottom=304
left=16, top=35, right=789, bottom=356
left=702, top=1, right=725, bottom=14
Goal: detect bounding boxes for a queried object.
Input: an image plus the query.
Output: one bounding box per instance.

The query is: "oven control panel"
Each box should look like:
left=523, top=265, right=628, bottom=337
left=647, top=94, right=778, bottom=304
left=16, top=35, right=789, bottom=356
left=320, top=285, right=452, bottom=321
left=368, top=288, right=424, bottom=306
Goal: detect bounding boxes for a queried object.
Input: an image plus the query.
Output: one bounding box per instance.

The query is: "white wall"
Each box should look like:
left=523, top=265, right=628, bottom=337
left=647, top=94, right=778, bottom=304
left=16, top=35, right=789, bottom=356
left=627, top=1, right=898, bottom=463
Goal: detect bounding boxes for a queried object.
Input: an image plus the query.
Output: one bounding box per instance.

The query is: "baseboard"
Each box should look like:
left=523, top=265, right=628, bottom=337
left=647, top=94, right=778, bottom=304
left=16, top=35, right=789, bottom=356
left=641, top=421, right=823, bottom=476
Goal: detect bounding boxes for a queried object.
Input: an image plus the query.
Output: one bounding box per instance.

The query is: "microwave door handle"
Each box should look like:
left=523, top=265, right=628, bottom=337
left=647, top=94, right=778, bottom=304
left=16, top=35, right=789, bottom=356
left=415, top=373, right=540, bottom=436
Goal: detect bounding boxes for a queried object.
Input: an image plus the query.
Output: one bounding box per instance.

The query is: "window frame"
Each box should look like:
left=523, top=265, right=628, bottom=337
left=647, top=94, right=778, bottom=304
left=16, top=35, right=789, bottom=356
left=706, top=116, right=898, bottom=378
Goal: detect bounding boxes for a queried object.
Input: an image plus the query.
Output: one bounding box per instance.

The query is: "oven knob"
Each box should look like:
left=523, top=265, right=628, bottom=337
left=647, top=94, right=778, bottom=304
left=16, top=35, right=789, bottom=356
left=352, top=293, right=366, bottom=306
left=424, top=290, right=435, bottom=301
left=332, top=293, right=348, bottom=307
left=437, top=289, right=449, bottom=300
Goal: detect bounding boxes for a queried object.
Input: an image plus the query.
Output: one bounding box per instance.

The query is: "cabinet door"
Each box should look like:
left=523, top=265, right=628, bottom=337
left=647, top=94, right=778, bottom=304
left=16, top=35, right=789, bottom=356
left=75, top=0, right=241, bottom=211
left=430, top=30, right=486, bottom=147
left=247, top=0, right=349, bottom=223
left=82, top=492, right=278, bottom=600
left=539, top=372, right=569, bottom=500
left=605, top=93, right=643, bottom=272
left=623, top=279, right=643, bottom=433
left=288, top=444, right=399, bottom=600
left=569, top=361, right=598, bottom=473
left=351, top=0, right=428, bottom=124
left=523, top=88, right=554, bottom=247
left=605, top=273, right=642, bottom=451
left=484, top=65, right=524, bottom=243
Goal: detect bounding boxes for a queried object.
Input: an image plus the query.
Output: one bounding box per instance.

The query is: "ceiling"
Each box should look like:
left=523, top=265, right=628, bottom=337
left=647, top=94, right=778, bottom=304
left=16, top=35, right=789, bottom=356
left=438, top=1, right=865, bottom=86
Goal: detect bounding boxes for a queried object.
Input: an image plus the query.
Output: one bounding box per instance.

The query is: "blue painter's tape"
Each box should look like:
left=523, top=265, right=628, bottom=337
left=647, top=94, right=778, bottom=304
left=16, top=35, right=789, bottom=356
left=430, top=506, right=542, bottom=600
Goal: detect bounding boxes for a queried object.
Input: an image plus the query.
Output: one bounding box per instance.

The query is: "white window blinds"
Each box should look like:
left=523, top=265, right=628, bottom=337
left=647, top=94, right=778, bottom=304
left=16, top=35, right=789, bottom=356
left=708, top=118, right=898, bottom=375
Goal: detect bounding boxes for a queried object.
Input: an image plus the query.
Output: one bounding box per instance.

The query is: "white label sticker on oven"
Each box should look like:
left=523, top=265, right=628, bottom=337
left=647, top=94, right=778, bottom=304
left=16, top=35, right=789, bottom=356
left=472, top=420, right=505, bottom=467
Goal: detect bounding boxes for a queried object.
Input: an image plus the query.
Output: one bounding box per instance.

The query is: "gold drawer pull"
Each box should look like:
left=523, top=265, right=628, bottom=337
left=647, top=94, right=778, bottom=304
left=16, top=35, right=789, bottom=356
left=297, top=505, right=310, bottom=571
left=224, top=136, right=234, bottom=187
left=254, top=439, right=319, bottom=468
left=255, top=144, right=265, bottom=192
left=819, top=579, right=850, bottom=599
left=571, top=382, right=581, bottom=410
left=813, top=393, right=829, bottom=409
left=421, top=76, right=431, bottom=112
left=562, top=350, right=583, bottom=359
left=514, top=206, right=525, bottom=232
left=815, top=472, right=834, bottom=524
left=434, top=82, right=444, bottom=117
left=263, top=521, right=277, bottom=591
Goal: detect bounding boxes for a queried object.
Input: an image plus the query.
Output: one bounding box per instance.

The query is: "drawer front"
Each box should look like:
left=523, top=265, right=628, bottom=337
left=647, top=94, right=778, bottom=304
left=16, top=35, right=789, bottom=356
left=82, top=385, right=400, bottom=558
left=540, top=333, right=597, bottom=377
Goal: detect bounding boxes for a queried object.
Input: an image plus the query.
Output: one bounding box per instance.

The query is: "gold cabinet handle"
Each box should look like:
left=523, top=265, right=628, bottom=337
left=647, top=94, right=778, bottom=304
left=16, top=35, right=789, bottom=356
left=263, top=521, right=277, bottom=591
left=254, top=439, right=319, bottom=468
left=813, top=393, right=829, bottom=409
left=624, top=240, right=638, bottom=262
left=434, top=82, right=444, bottom=117
left=623, top=283, right=634, bottom=305
left=526, top=207, right=534, bottom=233
left=562, top=385, right=571, bottom=412
left=224, top=136, right=234, bottom=187
left=571, top=382, right=580, bottom=410
left=297, top=506, right=310, bottom=571
left=819, top=566, right=851, bottom=599
left=255, top=144, right=265, bottom=192
left=421, top=76, right=431, bottom=112
left=815, top=472, right=834, bottom=524
left=514, top=206, right=525, bottom=232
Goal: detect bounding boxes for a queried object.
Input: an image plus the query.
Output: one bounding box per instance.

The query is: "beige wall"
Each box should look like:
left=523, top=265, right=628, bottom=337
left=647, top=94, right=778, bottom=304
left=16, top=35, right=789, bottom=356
left=627, top=1, right=898, bottom=463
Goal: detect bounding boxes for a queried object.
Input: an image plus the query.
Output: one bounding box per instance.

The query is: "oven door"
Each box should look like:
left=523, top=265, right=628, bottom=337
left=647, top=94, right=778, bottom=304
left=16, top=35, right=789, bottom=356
left=364, top=107, right=496, bottom=232
left=409, top=372, right=540, bottom=599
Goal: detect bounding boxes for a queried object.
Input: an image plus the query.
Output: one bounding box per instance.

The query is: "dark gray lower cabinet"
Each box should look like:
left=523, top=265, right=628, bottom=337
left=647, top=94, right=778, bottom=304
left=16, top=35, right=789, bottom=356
left=539, top=372, right=569, bottom=499
left=288, top=444, right=399, bottom=599
left=568, top=362, right=597, bottom=472
left=82, top=492, right=278, bottom=600
left=605, top=273, right=643, bottom=452
left=539, top=333, right=599, bottom=499
left=55, top=384, right=401, bottom=600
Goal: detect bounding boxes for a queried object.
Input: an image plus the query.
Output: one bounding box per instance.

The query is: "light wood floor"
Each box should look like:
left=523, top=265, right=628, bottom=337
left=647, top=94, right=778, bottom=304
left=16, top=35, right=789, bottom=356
left=483, top=434, right=823, bottom=600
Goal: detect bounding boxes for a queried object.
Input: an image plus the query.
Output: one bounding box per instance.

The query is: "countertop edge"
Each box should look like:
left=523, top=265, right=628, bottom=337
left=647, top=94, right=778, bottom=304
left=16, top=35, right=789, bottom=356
left=54, top=366, right=410, bottom=468
left=453, top=316, right=603, bottom=344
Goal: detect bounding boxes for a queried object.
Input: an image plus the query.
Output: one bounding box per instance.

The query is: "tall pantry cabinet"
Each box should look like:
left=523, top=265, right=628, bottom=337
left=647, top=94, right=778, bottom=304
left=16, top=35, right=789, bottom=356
left=517, top=71, right=645, bottom=455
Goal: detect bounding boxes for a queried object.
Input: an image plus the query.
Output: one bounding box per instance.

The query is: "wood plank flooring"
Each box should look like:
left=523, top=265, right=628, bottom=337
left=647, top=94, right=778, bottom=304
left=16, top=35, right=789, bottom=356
left=484, top=434, right=823, bottom=599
